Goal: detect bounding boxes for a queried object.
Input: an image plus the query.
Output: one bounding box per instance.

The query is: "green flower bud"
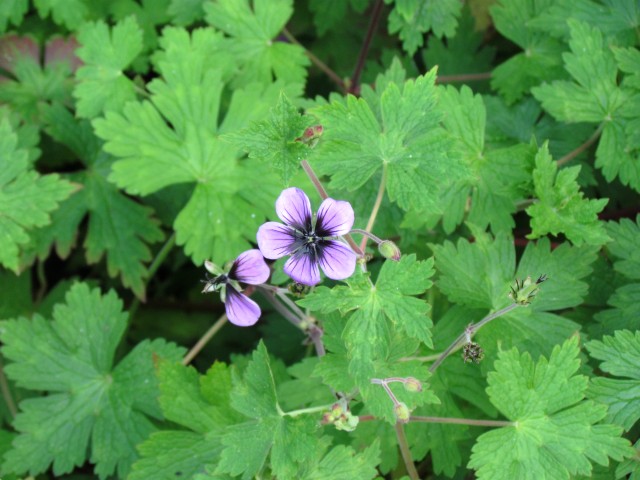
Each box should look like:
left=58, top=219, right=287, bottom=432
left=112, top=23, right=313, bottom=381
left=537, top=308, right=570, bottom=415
left=404, top=377, right=423, bottom=393
left=378, top=240, right=401, bottom=261
left=334, top=411, right=359, bottom=432
left=394, top=402, right=411, bottom=424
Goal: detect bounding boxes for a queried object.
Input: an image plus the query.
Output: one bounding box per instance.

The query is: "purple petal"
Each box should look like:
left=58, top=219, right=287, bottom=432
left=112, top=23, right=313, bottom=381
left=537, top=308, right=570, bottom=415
left=257, top=222, right=297, bottom=259
left=318, top=241, right=357, bottom=280
left=315, top=198, right=354, bottom=237
left=275, top=187, right=313, bottom=230
left=284, top=252, right=321, bottom=286
left=230, top=249, right=270, bottom=285
left=225, top=287, right=261, bottom=327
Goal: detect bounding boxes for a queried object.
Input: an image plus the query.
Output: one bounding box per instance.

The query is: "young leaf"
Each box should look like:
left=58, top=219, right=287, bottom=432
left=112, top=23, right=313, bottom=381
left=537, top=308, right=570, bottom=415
left=312, top=61, right=462, bottom=214
left=216, top=341, right=319, bottom=479
left=0, top=283, right=185, bottom=479
left=228, top=93, right=310, bottom=184
left=386, top=0, right=461, bottom=55
left=468, top=337, right=633, bottom=479
left=526, top=142, right=610, bottom=246
left=204, top=0, right=309, bottom=87
left=0, top=119, right=75, bottom=273
left=586, top=330, right=640, bottom=431
left=74, top=16, right=144, bottom=118
left=299, top=255, right=434, bottom=384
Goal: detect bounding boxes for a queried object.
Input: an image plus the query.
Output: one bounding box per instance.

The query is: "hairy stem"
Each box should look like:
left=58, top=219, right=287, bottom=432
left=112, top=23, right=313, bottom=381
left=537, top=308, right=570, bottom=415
left=350, top=228, right=383, bottom=245
left=557, top=123, right=605, bottom=167
left=410, top=416, right=515, bottom=427
left=276, top=291, right=307, bottom=320
left=360, top=164, right=387, bottom=251
left=300, top=160, right=364, bottom=257
left=282, top=28, right=346, bottom=92
left=395, top=422, right=419, bottom=480
left=350, top=0, right=385, bottom=95
left=436, top=72, right=492, bottom=83
left=259, top=288, right=304, bottom=326
left=0, top=358, right=17, bottom=419
left=429, top=303, right=520, bottom=373
left=182, top=313, right=228, bottom=365
left=283, top=403, right=334, bottom=417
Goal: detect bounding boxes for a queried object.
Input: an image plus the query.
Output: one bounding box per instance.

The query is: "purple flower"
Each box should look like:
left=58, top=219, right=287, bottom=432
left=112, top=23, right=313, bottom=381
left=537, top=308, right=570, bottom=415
left=257, top=187, right=357, bottom=286
left=202, top=249, right=270, bottom=327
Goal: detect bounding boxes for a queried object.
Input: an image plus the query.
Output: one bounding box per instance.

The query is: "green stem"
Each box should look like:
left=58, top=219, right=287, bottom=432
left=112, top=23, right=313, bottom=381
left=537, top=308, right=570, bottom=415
left=395, top=423, right=419, bottom=480
left=282, top=28, right=347, bottom=93
left=0, top=358, right=17, bottom=419
left=300, top=160, right=364, bottom=257
left=399, top=353, right=441, bottom=362
left=129, top=233, right=176, bottom=319
left=351, top=228, right=383, bottom=245
left=35, top=259, right=47, bottom=305
left=283, top=403, right=334, bottom=417
left=410, top=416, right=515, bottom=427
left=429, top=303, right=520, bottom=373
left=360, top=164, right=387, bottom=251
left=182, top=313, right=228, bottom=366
left=557, top=123, right=605, bottom=167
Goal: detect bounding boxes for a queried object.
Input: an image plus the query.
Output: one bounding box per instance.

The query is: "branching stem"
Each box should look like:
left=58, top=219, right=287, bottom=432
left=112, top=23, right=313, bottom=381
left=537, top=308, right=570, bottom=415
left=395, top=423, right=419, bottom=480
left=429, top=303, right=520, bottom=373
left=182, top=313, right=228, bottom=365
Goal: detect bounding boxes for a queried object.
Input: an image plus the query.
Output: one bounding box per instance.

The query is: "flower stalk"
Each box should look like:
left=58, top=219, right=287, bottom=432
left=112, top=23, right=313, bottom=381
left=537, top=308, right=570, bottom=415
left=182, top=313, right=228, bottom=366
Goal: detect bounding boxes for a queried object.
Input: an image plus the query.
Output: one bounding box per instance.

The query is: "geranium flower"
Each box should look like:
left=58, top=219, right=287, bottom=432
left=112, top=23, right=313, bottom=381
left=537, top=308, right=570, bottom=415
left=257, top=187, right=357, bottom=286
left=202, top=249, right=270, bottom=326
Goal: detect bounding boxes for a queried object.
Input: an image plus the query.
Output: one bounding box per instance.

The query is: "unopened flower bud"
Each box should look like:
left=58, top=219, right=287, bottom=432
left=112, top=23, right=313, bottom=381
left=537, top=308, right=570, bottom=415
left=378, top=240, right=401, bottom=261
left=462, top=342, right=485, bottom=364
left=394, top=402, right=411, bottom=423
left=296, top=125, right=324, bottom=148
left=509, top=274, right=547, bottom=305
left=404, top=377, right=422, bottom=393
left=334, top=411, right=359, bottom=432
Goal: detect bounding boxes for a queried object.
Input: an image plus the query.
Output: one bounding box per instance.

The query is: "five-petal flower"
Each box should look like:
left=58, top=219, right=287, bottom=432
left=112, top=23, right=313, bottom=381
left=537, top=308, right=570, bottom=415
left=257, top=187, right=357, bottom=286
left=202, top=249, right=270, bottom=326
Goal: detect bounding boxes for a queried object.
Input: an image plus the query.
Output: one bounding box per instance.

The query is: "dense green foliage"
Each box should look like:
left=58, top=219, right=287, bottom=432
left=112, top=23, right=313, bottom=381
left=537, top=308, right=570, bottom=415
left=0, top=0, right=639, bottom=479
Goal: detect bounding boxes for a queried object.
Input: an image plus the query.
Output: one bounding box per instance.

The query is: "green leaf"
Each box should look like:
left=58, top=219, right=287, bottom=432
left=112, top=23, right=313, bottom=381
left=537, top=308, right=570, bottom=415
left=0, top=283, right=185, bottom=479
left=586, top=330, right=640, bottom=431
left=387, top=0, right=462, bottom=55
left=312, top=61, right=461, bottom=213
left=228, top=93, right=310, bottom=184
left=309, top=0, right=370, bottom=36
left=595, top=283, right=640, bottom=333
left=526, top=142, right=609, bottom=246
left=617, top=439, right=640, bottom=480
left=490, top=0, right=565, bottom=103
left=93, top=27, right=288, bottom=265
left=299, top=255, right=434, bottom=384
left=33, top=0, right=91, bottom=29
left=606, top=215, right=640, bottom=280
left=0, top=119, right=75, bottom=273
left=216, top=341, right=319, bottom=479
left=30, top=104, right=164, bottom=299
left=168, top=0, right=207, bottom=25
left=130, top=362, right=238, bottom=479
left=0, top=0, right=27, bottom=33
left=74, top=16, right=144, bottom=118
left=298, top=437, right=380, bottom=480
left=204, top=0, right=309, bottom=87
left=468, top=337, right=633, bottom=479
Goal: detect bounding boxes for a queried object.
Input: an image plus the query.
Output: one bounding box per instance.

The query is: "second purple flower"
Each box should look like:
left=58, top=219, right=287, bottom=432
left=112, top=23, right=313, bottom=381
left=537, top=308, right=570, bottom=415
left=257, top=188, right=357, bottom=286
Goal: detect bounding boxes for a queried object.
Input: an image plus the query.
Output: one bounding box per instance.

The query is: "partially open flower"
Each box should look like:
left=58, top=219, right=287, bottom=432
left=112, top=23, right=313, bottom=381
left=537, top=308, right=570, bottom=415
left=202, top=250, right=270, bottom=327
left=257, top=188, right=357, bottom=286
